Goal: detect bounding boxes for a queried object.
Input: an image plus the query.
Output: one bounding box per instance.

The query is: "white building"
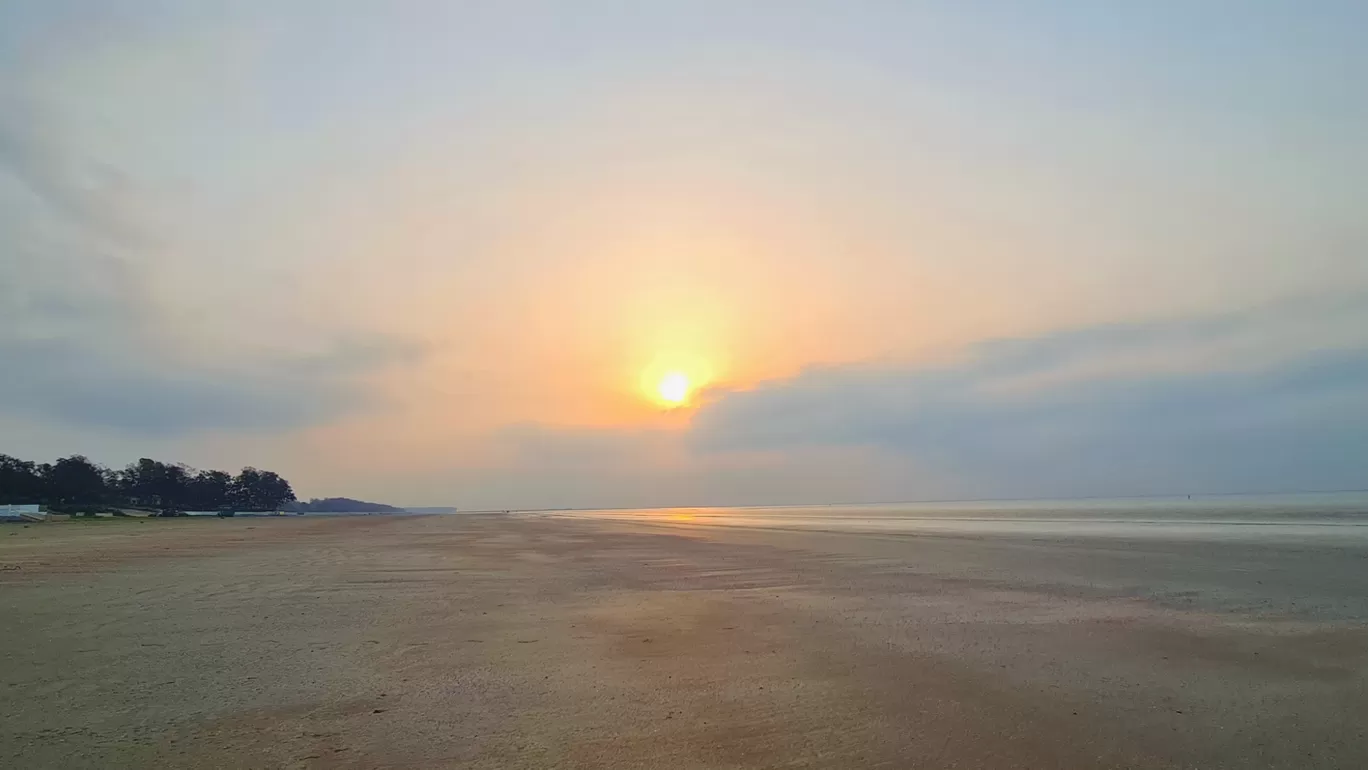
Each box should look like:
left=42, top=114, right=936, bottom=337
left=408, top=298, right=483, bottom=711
left=2, top=503, right=44, bottom=522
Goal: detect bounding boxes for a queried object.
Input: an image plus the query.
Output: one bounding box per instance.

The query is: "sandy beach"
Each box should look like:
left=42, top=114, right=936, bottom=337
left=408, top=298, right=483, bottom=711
left=2, top=513, right=1366, bottom=769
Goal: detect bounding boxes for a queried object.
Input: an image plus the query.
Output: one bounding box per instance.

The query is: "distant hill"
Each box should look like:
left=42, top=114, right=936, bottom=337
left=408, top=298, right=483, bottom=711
left=284, top=497, right=405, bottom=513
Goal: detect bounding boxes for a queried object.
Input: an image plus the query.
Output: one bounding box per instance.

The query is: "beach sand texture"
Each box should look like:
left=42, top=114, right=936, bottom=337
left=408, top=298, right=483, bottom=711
left=2, top=513, right=1366, bottom=769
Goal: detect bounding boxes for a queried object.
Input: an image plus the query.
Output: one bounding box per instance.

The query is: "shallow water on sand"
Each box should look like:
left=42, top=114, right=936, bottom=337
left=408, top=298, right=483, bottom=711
left=546, top=491, right=1368, bottom=543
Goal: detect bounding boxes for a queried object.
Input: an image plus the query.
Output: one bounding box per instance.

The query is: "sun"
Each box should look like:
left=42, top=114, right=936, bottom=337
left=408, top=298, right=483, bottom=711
left=657, top=372, right=691, bottom=405
left=640, top=353, right=713, bottom=409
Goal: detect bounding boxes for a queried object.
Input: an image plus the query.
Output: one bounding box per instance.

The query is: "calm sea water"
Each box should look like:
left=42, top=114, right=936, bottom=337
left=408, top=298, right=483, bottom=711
left=543, top=491, right=1368, bottom=544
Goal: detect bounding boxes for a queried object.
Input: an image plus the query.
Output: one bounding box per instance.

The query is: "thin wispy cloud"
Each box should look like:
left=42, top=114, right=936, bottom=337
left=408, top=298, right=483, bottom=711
left=0, top=105, right=425, bottom=438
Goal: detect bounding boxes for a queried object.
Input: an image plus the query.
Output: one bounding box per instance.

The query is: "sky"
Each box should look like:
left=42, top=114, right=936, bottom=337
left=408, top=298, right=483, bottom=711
left=2, top=1, right=1365, bottom=508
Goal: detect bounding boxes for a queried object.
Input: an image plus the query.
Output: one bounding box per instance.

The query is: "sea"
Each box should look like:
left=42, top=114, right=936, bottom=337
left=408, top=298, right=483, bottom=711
left=541, top=491, right=1368, bottom=544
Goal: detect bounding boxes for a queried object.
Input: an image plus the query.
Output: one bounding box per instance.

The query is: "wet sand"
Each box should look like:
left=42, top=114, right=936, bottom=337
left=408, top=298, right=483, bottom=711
left=2, top=513, right=1365, bottom=768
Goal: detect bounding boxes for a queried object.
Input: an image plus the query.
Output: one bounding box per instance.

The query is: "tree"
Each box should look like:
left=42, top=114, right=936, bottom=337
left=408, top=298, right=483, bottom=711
left=116, top=458, right=192, bottom=512
left=157, top=463, right=192, bottom=513
left=117, top=458, right=161, bottom=508
left=231, top=467, right=296, bottom=512
left=0, top=454, right=45, bottom=503
left=187, top=469, right=233, bottom=511
left=2, top=452, right=302, bottom=516
left=40, top=455, right=109, bottom=506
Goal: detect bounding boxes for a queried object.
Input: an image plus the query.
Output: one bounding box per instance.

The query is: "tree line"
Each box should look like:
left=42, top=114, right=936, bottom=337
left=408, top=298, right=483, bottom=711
left=286, top=497, right=403, bottom=513
left=0, top=454, right=295, bottom=515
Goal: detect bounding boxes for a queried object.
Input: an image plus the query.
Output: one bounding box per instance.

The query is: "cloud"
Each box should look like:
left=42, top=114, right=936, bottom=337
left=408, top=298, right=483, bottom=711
left=0, top=95, right=156, bottom=249
left=0, top=333, right=423, bottom=436
left=689, top=297, right=1368, bottom=497
left=0, top=103, right=423, bottom=438
left=496, top=423, right=675, bottom=470
left=424, top=296, right=1368, bottom=506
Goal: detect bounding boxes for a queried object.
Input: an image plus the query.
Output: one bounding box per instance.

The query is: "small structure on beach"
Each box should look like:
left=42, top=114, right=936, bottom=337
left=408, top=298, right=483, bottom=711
left=2, top=504, right=45, bottom=522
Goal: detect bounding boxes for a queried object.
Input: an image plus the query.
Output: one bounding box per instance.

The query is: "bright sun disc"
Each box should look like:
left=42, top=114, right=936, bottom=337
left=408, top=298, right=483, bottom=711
left=657, top=372, right=690, bottom=405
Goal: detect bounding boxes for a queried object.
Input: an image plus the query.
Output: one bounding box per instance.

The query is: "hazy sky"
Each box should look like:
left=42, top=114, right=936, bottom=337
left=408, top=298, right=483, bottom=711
left=3, top=1, right=1365, bottom=507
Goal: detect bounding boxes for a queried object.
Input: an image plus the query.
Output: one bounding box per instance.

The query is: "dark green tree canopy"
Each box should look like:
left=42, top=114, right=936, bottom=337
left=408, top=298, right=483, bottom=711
left=0, top=454, right=297, bottom=513
left=0, top=455, right=45, bottom=504
left=41, top=456, right=108, bottom=506
left=231, top=467, right=296, bottom=512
